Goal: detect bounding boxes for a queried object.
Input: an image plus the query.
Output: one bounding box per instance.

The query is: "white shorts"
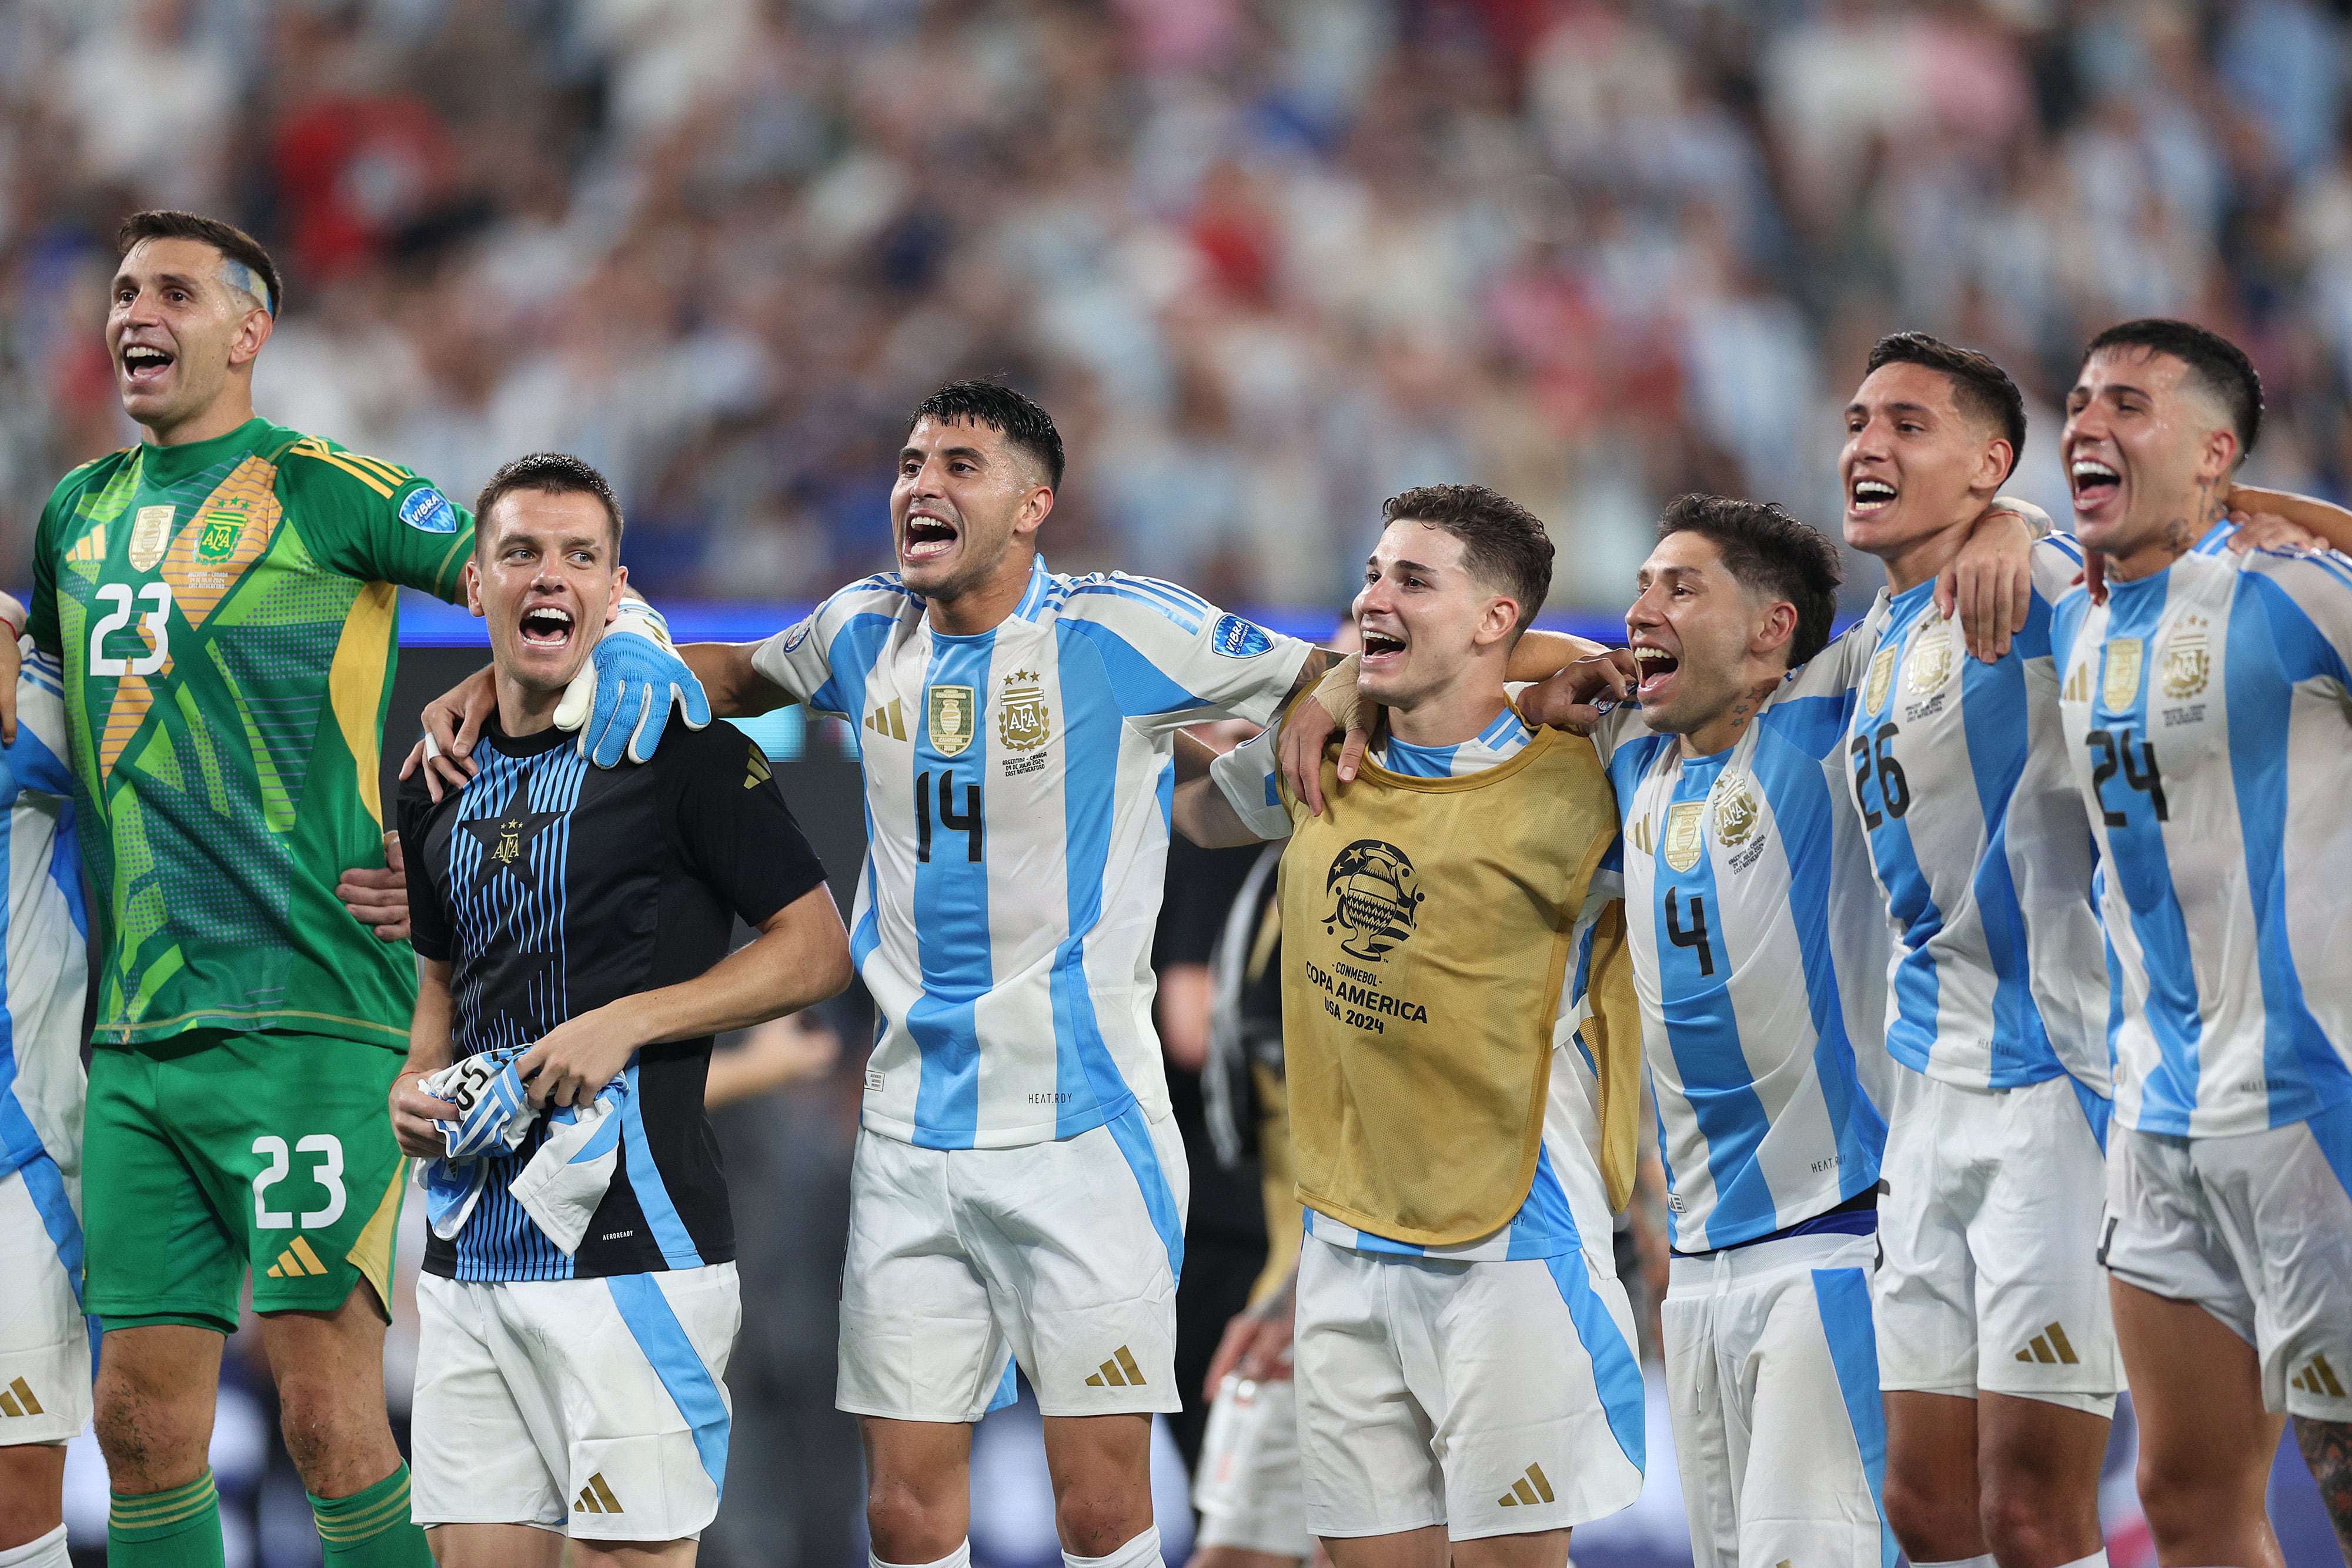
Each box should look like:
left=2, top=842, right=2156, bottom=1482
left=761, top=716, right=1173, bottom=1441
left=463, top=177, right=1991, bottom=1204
left=1663, top=1229, right=1894, bottom=1568
left=1194, top=1374, right=1309, bottom=1558
left=0, top=1159, right=89, bottom=1445
left=1874, top=1070, right=2119, bottom=1415
left=837, top=1105, right=1188, bottom=1422
left=2101, top=1102, right=2352, bottom=1420
left=1294, top=1233, right=1646, bottom=1542
left=411, top=1263, right=739, bottom=1542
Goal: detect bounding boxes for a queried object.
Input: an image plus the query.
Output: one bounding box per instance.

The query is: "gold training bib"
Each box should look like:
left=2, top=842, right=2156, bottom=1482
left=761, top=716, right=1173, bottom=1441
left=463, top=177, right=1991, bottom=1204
left=1277, top=716, right=1636, bottom=1246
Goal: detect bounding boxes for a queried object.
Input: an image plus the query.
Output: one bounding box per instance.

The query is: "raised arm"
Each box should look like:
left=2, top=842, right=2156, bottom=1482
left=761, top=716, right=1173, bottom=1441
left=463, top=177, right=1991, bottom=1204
left=1173, top=729, right=1265, bottom=848
left=1505, top=627, right=1611, bottom=684
left=1934, top=495, right=2048, bottom=662
left=2226, top=483, right=2352, bottom=554
left=0, top=588, right=23, bottom=744
left=680, top=641, right=793, bottom=719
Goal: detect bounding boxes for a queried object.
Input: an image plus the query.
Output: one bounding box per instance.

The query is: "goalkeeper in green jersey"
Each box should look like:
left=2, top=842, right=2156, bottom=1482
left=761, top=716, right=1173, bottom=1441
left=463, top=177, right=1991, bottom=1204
left=0, top=210, right=701, bottom=1568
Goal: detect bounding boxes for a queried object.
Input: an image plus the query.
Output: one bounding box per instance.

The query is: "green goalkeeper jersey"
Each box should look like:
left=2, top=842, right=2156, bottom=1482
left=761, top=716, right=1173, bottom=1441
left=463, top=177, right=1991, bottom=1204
left=30, top=416, right=475, bottom=1050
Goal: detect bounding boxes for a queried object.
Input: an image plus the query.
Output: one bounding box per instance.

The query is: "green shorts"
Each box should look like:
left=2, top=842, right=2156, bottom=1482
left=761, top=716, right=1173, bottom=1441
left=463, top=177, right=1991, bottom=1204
left=85, top=1031, right=410, bottom=1336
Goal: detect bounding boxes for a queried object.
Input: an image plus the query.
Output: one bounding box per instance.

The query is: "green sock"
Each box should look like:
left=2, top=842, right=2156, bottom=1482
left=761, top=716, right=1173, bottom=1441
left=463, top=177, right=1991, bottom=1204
left=310, top=1463, right=433, bottom=1566
left=108, top=1469, right=226, bottom=1568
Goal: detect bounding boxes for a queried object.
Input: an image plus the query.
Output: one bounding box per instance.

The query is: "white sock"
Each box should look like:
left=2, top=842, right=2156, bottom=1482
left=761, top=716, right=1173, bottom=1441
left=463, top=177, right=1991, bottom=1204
left=0, top=1524, right=69, bottom=1568
left=2054, top=1554, right=2109, bottom=1568
left=1913, top=1558, right=1996, bottom=1568
left=1064, top=1525, right=1162, bottom=1568
left=873, top=1542, right=971, bottom=1568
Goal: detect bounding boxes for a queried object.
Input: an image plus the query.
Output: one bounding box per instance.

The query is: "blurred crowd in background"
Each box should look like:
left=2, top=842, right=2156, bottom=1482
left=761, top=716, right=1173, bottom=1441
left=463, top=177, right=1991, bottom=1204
left=7, top=0, right=2352, bottom=616
left=12, top=2, right=2352, bottom=1565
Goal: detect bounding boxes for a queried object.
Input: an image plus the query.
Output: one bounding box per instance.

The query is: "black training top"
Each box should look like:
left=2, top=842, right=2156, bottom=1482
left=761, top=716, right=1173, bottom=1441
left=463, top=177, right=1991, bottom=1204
left=398, top=713, right=827, bottom=1281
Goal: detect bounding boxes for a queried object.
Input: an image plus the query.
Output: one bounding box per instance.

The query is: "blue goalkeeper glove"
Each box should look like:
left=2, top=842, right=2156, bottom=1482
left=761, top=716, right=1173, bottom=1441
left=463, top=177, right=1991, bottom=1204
left=555, top=601, right=710, bottom=766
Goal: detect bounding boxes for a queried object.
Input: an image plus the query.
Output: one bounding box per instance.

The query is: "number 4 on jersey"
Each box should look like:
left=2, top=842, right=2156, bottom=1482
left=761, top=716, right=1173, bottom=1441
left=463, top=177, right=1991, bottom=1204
left=1666, top=887, right=1716, bottom=977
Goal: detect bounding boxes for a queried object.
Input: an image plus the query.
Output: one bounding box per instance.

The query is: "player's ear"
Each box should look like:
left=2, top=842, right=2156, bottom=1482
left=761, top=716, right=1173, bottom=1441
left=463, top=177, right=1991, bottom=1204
left=1474, top=594, right=1518, bottom=648
left=229, top=302, right=272, bottom=369
left=1015, top=482, right=1054, bottom=538
left=2200, top=424, right=2240, bottom=484
left=605, top=566, right=628, bottom=624
left=1976, top=437, right=2013, bottom=494
left=1753, top=599, right=1798, bottom=659
left=463, top=559, right=485, bottom=618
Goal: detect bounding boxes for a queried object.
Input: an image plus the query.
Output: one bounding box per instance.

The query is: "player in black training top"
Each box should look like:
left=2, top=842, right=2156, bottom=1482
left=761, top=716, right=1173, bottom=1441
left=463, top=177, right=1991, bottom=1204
left=389, top=453, right=851, bottom=1568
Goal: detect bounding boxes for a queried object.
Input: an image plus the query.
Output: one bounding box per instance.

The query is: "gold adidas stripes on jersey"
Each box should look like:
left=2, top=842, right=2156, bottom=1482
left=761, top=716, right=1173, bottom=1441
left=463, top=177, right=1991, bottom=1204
left=1274, top=711, right=1638, bottom=1245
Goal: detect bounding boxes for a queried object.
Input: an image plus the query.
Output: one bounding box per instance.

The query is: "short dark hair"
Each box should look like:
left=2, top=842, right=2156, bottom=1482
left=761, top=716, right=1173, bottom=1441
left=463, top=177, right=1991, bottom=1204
left=116, top=210, right=283, bottom=317
left=1865, top=332, right=2026, bottom=480
left=910, top=380, right=1065, bottom=488
left=1381, top=483, right=1554, bottom=636
left=474, top=453, right=624, bottom=556
left=1656, top=494, right=1843, bottom=668
left=2082, top=318, right=2263, bottom=462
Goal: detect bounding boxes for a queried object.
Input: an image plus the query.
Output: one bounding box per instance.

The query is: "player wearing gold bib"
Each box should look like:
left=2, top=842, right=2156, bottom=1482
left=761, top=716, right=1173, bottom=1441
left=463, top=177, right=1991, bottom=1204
left=1175, top=486, right=1645, bottom=1568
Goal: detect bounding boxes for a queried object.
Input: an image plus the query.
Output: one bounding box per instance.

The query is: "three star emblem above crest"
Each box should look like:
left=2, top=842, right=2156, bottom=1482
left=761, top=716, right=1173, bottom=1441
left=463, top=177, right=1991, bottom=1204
left=461, top=780, right=564, bottom=890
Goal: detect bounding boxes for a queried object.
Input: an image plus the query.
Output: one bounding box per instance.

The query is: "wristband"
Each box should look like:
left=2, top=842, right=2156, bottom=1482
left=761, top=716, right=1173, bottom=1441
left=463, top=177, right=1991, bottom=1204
left=1311, top=652, right=1363, bottom=733
left=0, top=614, right=21, bottom=645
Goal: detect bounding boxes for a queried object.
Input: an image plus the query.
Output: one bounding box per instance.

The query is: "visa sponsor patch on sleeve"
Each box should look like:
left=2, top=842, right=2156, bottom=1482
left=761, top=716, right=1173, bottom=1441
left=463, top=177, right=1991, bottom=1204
left=399, top=486, right=461, bottom=534
left=1211, top=613, right=1274, bottom=658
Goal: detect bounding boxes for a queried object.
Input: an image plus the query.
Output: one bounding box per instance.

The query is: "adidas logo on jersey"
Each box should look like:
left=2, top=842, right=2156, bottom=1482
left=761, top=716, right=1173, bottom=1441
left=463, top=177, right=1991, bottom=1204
left=574, top=1473, right=624, bottom=1513
left=1494, top=1462, right=1556, bottom=1507
left=2014, top=1321, right=2080, bottom=1365
left=0, top=1378, right=45, bottom=1417
left=1084, top=1347, right=1147, bottom=1388
left=2291, top=1353, right=2346, bottom=1398
left=866, top=699, right=908, bottom=741
left=746, top=751, right=773, bottom=789
left=266, top=1236, right=331, bottom=1278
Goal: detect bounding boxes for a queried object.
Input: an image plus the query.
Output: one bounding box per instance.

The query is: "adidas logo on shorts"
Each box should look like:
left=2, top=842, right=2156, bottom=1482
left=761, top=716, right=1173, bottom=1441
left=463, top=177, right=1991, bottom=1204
left=0, top=1378, right=45, bottom=1417
left=2291, top=1354, right=2346, bottom=1398
left=2013, top=1321, right=2080, bottom=1365
left=266, top=1238, right=332, bottom=1278
left=574, top=1473, right=624, bottom=1513
left=1495, top=1463, right=1555, bottom=1508
left=1084, top=1347, right=1147, bottom=1388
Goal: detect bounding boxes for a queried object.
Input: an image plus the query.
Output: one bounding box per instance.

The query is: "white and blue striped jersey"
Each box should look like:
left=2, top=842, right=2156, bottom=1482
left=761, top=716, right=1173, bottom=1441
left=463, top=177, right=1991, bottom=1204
left=2051, top=529, right=2352, bottom=1137
left=1598, top=628, right=1896, bottom=1253
left=754, top=557, right=1311, bottom=1149
left=1848, top=538, right=2110, bottom=1102
left=1212, top=703, right=1625, bottom=1262
left=1, top=647, right=88, bottom=1193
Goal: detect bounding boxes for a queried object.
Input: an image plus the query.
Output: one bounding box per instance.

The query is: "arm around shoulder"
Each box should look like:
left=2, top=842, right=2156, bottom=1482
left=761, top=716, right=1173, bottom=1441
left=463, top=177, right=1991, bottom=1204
left=681, top=642, right=791, bottom=720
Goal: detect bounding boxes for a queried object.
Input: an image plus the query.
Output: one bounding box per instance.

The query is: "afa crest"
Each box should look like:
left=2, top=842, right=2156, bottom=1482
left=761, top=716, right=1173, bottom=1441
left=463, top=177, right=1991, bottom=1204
left=927, top=684, right=976, bottom=757
left=1712, top=773, right=1760, bottom=847
left=1323, top=838, right=1423, bottom=961
left=2161, top=618, right=2210, bottom=700
left=997, top=670, right=1051, bottom=752
left=196, top=509, right=245, bottom=563
left=1906, top=618, right=1955, bottom=695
